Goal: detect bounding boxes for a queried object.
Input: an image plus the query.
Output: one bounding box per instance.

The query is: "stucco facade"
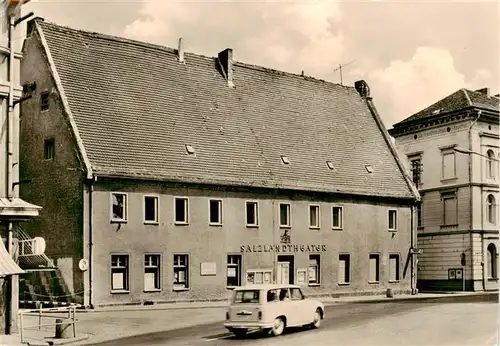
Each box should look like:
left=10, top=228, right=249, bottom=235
left=390, top=88, right=499, bottom=292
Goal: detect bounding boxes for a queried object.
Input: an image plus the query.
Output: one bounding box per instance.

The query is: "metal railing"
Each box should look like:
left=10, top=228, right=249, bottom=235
left=18, top=304, right=79, bottom=343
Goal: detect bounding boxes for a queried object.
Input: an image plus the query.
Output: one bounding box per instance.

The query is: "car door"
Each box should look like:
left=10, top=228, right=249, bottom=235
left=290, top=287, right=309, bottom=325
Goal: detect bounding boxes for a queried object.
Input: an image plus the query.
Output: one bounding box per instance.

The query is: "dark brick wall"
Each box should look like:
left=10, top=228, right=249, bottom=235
left=19, top=30, right=85, bottom=303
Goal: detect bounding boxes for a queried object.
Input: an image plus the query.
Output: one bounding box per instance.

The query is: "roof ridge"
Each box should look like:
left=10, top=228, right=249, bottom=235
left=36, top=19, right=347, bottom=89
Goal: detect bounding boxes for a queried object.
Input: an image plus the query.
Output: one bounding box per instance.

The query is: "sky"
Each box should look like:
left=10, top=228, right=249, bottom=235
left=23, top=0, right=499, bottom=128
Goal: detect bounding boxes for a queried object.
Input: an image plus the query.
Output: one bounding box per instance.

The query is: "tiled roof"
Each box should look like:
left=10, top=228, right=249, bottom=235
left=394, top=88, right=500, bottom=126
left=32, top=20, right=415, bottom=200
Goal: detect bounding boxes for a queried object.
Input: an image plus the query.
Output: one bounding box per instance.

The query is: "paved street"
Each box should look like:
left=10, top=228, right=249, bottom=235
left=86, top=295, right=498, bottom=346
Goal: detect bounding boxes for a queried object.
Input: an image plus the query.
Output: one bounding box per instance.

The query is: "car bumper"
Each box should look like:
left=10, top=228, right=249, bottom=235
left=224, top=321, right=275, bottom=330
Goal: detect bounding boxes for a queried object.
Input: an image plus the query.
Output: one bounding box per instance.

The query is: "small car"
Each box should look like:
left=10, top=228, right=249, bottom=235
left=224, top=283, right=325, bottom=337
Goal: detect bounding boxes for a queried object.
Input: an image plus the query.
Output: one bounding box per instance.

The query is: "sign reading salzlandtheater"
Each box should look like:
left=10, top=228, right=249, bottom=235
left=240, top=244, right=327, bottom=253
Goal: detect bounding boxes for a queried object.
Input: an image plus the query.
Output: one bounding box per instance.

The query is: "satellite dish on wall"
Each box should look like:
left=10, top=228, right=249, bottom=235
left=32, top=237, right=46, bottom=255
left=79, top=259, right=89, bottom=272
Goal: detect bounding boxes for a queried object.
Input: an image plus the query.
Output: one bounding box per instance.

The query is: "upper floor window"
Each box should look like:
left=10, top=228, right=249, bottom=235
left=487, top=194, right=497, bottom=224
left=279, top=203, right=291, bottom=228
left=40, top=92, right=49, bottom=111
left=332, top=206, right=343, bottom=230
left=111, top=193, right=127, bottom=222
left=43, top=138, right=55, bottom=160
left=309, top=204, right=320, bottom=229
left=209, top=199, right=222, bottom=225
left=441, top=149, right=456, bottom=180
left=417, top=202, right=423, bottom=228
left=408, top=155, right=423, bottom=187
left=144, top=196, right=159, bottom=224
left=388, top=209, right=397, bottom=231
left=246, top=201, right=259, bottom=227
left=174, top=197, right=189, bottom=224
left=442, top=192, right=457, bottom=226
left=487, top=150, right=496, bottom=179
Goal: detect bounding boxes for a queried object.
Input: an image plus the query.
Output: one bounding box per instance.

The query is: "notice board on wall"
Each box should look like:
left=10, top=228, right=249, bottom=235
left=200, top=262, right=217, bottom=276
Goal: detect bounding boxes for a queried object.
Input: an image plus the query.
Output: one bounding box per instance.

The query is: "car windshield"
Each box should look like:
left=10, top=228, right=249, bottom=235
left=233, top=290, right=260, bottom=304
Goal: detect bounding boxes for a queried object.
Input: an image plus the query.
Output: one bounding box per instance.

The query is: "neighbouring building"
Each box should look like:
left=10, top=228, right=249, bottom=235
left=389, top=88, right=499, bottom=292
left=0, top=0, right=43, bottom=335
left=19, top=18, right=420, bottom=307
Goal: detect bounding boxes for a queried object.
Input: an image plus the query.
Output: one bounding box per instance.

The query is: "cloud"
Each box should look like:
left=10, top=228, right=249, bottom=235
left=365, top=46, right=492, bottom=127
left=123, top=0, right=343, bottom=78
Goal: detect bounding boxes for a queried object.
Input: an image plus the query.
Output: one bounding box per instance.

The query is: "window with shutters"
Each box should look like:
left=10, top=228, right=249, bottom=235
left=369, top=254, right=380, bottom=283
left=338, top=254, right=350, bottom=284
left=442, top=192, right=458, bottom=226
left=389, top=254, right=400, bottom=282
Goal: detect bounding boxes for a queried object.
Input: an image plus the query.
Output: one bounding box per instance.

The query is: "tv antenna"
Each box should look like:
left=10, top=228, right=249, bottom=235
left=333, top=60, right=355, bottom=86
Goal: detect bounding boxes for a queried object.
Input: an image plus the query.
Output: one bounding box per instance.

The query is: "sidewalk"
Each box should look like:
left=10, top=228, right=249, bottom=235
left=1, top=291, right=496, bottom=346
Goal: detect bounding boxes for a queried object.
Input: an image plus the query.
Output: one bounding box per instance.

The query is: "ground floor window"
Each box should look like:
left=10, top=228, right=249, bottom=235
left=389, top=254, right=400, bottom=282
left=111, top=254, right=129, bottom=292
left=487, top=243, right=498, bottom=279
left=308, top=254, right=321, bottom=285
left=144, top=254, right=161, bottom=291
left=173, top=254, right=189, bottom=290
left=227, top=255, right=242, bottom=287
left=338, top=254, right=350, bottom=284
left=246, top=269, right=272, bottom=285
left=369, top=254, right=380, bottom=283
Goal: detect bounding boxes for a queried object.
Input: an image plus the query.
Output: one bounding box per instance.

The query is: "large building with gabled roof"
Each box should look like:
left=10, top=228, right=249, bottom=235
left=18, top=18, right=420, bottom=307
left=390, top=88, right=499, bottom=292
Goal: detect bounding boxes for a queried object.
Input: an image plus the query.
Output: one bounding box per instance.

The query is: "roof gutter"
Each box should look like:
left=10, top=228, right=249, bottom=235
left=34, top=20, right=93, bottom=180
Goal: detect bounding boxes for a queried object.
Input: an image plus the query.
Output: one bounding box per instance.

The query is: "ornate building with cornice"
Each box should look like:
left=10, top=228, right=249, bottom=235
left=389, top=88, right=499, bottom=292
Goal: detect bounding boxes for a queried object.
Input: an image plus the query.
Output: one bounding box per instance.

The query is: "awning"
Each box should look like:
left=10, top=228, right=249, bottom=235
left=0, top=197, right=42, bottom=220
left=0, top=238, right=24, bottom=276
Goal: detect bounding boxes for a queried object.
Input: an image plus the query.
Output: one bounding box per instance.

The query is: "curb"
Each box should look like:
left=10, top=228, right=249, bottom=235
left=26, top=334, right=89, bottom=346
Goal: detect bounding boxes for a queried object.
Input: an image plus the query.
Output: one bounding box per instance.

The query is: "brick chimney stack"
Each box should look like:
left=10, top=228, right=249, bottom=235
left=218, top=48, right=234, bottom=88
left=355, top=80, right=370, bottom=98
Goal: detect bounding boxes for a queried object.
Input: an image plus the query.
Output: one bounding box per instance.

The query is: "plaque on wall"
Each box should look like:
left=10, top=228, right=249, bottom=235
left=200, top=262, right=217, bottom=276
left=296, top=269, right=307, bottom=285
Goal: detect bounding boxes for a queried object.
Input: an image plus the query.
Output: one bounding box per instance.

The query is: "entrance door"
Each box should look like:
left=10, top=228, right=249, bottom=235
left=277, top=255, right=294, bottom=284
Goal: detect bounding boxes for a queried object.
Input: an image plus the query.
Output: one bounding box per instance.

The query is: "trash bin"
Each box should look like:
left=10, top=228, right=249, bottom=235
left=55, top=318, right=74, bottom=339
left=386, top=288, right=394, bottom=298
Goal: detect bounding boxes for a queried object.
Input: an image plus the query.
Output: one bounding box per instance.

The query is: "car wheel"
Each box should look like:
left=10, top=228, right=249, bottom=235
left=311, top=308, right=321, bottom=329
left=271, top=317, right=285, bottom=336
left=231, top=328, right=248, bottom=338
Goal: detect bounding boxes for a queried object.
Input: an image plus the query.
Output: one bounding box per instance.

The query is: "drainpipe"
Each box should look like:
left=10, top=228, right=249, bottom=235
left=468, top=110, right=482, bottom=291
left=88, top=178, right=94, bottom=308
left=410, top=203, right=415, bottom=294
left=7, top=15, right=14, bottom=201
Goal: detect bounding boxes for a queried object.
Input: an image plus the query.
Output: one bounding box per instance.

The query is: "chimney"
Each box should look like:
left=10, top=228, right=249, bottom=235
left=177, top=37, right=184, bottom=63
left=355, top=80, right=370, bottom=98
left=475, top=87, right=490, bottom=97
left=27, top=16, right=44, bottom=37
left=217, top=48, right=234, bottom=88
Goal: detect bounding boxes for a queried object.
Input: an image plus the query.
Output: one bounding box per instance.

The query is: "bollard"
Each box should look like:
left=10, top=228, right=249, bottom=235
left=55, top=318, right=74, bottom=339
left=386, top=288, right=394, bottom=298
